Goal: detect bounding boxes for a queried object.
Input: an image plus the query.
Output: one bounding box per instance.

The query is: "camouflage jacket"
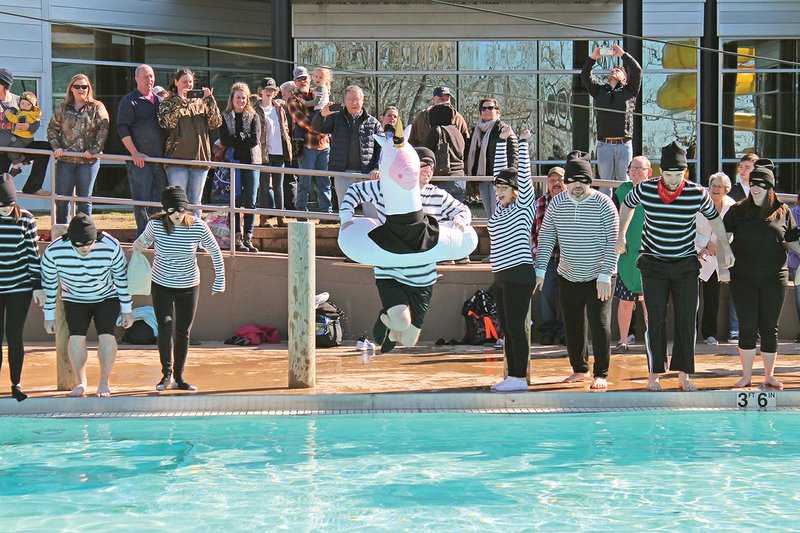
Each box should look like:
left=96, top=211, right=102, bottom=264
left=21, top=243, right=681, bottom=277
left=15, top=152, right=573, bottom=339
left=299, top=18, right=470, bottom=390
left=157, top=93, right=222, bottom=165
left=47, top=100, right=109, bottom=164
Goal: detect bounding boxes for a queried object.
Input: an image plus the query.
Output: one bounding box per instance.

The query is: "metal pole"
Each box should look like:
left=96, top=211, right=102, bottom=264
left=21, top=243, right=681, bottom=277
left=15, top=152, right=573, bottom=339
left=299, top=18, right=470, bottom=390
left=228, top=162, right=237, bottom=254
left=287, top=220, right=315, bottom=388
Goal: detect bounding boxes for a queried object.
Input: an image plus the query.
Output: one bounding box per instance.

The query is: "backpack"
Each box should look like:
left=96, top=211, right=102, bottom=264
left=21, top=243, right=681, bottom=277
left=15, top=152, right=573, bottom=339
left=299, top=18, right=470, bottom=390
left=121, top=320, right=157, bottom=345
left=425, top=105, right=465, bottom=177
left=461, top=289, right=503, bottom=345
left=316, top=300, right=344, bottom=348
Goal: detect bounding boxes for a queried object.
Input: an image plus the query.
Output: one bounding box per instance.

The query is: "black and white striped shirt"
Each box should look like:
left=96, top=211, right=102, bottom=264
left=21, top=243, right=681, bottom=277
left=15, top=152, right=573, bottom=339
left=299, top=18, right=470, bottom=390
left=137, top=219, right=226, bottom=292
left=41, top=232, right=132, bottom=320
left=534, top=191, right=619, bottom=283
left=624, top=178, right=717, bottom=260
left=487, top=139, right=536, bottom=272
left=0, top=210, right=41, bottom=294
left=340, top=180, right=472, bottom=287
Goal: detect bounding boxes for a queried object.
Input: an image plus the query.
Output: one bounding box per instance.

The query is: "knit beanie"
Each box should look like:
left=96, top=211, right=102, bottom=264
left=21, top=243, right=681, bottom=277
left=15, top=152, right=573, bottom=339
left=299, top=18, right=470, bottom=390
left=660, top=141, right=688, bottom=171
left=161, top=186, right=189, bottom=211
left=414, top=146, right=436, bottom=167
left=564, top=151, right=593, bottom=183
left=0, top=173, right=16, bottom=205
left=494, top=168, right=519, bottom=190
left=0, top=69, right=12, bottom=90
left=67, top=213, right=97, bottom=244
left=749, top=158, right=775, bottom=189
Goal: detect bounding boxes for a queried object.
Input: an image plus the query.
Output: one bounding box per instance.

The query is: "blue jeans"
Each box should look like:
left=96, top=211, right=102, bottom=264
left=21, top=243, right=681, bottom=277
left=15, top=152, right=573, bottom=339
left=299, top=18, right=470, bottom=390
left=126, top=161, right=167, bottom=236
left=597, top=140, right=633, bottom=196
left=478, top=181, right=496, bottom=219
left=55, top=160, right=100, bottom=224
left=233, top=169, right=259, bottom=237
left=438, top=179, right=466, bottom=202
left=296, top=148, right=332, bottom=213
left=334, top=170, right=379, bottom=219
left=259, top=154, right=285, bottom=210
left=539, top=257, right=565, bottom=338
left=165, top=166, right=208, bottom=218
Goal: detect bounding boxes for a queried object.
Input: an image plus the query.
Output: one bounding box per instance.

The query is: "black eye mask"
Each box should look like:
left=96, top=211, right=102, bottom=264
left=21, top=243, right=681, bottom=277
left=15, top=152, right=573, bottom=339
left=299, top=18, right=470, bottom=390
left=749, top=176, right=774, bottom=189
left=564, top=177, right=592, bottom=185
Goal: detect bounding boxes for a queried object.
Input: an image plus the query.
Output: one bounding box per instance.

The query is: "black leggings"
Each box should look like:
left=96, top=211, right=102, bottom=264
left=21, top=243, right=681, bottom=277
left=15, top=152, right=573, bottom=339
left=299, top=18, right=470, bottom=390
left=494, top=280, right=535, bottom=378
left=0, top=291, right=33, bottom=386
left=729, top=277, right=784, bottom=352
left=152, top=282, right=200, bottom=379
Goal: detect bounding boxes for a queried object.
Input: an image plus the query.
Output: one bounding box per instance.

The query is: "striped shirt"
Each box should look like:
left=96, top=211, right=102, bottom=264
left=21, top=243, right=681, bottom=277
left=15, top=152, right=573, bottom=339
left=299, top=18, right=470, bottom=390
left=41, top=232, right=132, bottom=320
left=137, top=218, right=225, bottom=292
left=487, top=138, right=536, bottom=272
left=624, top=178, right=717, bottom=260
left=340, top=180, right=472, bottom=287
left=0, top=210, right=42, bottom=294
left=534, top=191, right=619, bottom=283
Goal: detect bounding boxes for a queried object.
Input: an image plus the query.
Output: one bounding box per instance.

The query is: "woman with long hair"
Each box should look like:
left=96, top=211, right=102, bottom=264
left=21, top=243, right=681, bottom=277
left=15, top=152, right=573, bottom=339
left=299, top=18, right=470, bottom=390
left=157, top=68, right=222, bottom=218
left=47, top=73, right=109, bottom=223
left=133, top=186, right=225, bottom=391
left=724, top=159, right=800, bottom=389
left=220, top=82, right=261, bottom=252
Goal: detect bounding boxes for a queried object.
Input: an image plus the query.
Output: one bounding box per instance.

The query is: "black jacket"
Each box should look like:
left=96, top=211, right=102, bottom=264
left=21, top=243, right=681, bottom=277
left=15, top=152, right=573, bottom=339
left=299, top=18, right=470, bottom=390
left=312, top=109, right=382, bottom=173
left=728, top=182, right=748, bottom=202
left=581, top=53, right=642, bottom=140
left=468, top=120, right=519, bottom=177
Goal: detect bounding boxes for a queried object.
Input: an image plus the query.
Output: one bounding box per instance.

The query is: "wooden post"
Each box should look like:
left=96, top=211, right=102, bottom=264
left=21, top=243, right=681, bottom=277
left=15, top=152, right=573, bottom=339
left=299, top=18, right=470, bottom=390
left=287, top=221, right=315, bottom=388
left=51, top=224, right=75, bottom=391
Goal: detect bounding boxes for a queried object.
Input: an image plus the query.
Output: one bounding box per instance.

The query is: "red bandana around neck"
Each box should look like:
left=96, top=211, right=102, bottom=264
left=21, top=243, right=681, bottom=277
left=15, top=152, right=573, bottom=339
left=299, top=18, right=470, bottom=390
left=657, top=177, right=686, bottom=204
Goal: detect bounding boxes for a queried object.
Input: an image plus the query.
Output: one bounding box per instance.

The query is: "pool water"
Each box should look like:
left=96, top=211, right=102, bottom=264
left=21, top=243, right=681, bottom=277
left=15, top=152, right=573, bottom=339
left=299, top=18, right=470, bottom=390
left=1, top=411, right=799, bottom=530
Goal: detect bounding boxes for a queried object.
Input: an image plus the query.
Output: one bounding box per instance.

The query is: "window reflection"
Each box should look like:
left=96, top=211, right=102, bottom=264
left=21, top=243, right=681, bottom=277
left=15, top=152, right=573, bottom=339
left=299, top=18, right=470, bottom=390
left=379, top=75, right=457, bottom=123
left=297, top=41, right=376, bottom=70
left=378, top=42, right=456, bottom=71
left=460, top=75, right=536, bottom=136
left=642, top=73, right=697, bottom=163
left=459, top=41, right=536, bottom=71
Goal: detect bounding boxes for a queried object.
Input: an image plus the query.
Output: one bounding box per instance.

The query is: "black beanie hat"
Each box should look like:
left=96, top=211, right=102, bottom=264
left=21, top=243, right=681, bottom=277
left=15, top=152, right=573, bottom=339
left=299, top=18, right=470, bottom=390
left=564, top=150, right=593, bottom=183
left=660, top=141, right=688, bottom=171
left=749, top=158, right=775, bottom=189
left=414, top=146, right=436, bottom=167
left=494, top=168, right=519, bottom=190
left=162, top=185, right=189, bottom=211
left=0, top=69, right=12, bottom=89
left=67, top=213, right=97, bottom=244
left=0, top=173, right=16, bottom=206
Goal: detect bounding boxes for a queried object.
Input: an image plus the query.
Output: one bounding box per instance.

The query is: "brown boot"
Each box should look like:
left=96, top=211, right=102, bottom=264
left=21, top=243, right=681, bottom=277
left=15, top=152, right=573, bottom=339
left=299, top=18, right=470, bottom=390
left=258, top=215, right=270, bottom=227
left=276, top=216, right=287, bottom=227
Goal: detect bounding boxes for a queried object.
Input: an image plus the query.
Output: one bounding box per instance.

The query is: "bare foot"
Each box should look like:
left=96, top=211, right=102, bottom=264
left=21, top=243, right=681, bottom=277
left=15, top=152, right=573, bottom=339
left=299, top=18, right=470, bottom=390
left=733, top=376, right=752, bottom=388
left=678, top=374, right=698, bottom=392
left=96, top=384, right=111, bottom=398
left=646, top=376, right=662, bottom=392
left=68, top=384, right=86, bottom=397
left=590, top=377, right=608, bottom=389
left=562, top=372, right=589, bottom=383
left=764, top=376, right=784, bottom=390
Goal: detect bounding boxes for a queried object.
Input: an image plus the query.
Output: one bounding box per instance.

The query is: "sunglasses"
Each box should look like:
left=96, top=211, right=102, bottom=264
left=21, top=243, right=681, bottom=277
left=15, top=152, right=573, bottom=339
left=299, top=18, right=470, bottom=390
left=72, top=84, right=89, bottom=90
left=480, top=106, right=497, bottom=111
left=72, top=239, right=95, bottom=247
left=166, top=207, right=186, bottom=214
left=294, top=76, right=309, bottom=82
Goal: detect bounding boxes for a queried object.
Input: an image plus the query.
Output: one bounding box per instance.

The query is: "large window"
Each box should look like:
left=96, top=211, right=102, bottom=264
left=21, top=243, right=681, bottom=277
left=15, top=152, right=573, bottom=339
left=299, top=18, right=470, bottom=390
left=721, top=39, right=800, bottom=192
left=297, top=38, right=700, bottom=176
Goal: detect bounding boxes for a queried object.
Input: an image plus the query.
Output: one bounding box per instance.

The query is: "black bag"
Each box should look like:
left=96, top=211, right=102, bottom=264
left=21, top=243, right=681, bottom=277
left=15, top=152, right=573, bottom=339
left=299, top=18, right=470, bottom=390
left=316, top=300, right=344, bottom=348
left=461, top=289, right=503, bottom=345
left=121, top=320, right=157, bottom=345
left=433, top=126, right=451, bottom=175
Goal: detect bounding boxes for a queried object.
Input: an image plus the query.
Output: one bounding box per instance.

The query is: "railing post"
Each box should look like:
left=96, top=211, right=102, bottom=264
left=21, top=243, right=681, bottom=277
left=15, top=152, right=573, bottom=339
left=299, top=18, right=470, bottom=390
left=49, top=156, right=57, bottom=227
left=50, top=224, right=75, bottom=391
left=228, top=162, right=238, bottom=255
left=287, top=220, right=315, bottom=388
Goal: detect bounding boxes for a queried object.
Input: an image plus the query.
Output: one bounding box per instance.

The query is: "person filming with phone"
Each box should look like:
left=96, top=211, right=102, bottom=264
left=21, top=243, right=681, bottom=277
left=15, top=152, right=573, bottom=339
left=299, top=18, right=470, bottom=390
left=157, top=67, right=221, bottom=217
left=581, top=44, right=642, bottom=196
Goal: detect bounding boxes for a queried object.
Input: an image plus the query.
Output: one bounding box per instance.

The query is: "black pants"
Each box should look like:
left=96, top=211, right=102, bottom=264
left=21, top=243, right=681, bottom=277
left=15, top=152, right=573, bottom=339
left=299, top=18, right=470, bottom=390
left=639, top=255, right=700, bottom=374
left=700, top=272, right=720, bottom=340
left=375, top=278, right=433, bottom=329
left=558, top=276, right=612, bottom=378
left=152, top=282, right=200, bottom=379
left=0, top=140, right=50, bottom=193
left=730, top=276, right=783, bottom=352
left=0, top=291, right=32, bottom=386
left=494, top=280, right=535, bottom=379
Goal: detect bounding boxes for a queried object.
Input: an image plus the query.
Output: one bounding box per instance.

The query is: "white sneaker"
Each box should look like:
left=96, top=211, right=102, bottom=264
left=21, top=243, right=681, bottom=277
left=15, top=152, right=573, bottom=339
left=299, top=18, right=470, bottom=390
left=626, top=334, right=635, bottom=344
left=705, top=336, right=719, bottom=346
left=494, top=338, right=504, bottom=349
left=364, top=340, right=376, bottom=352
left=490, top=376, right=528, bottom=392
left=356, top=338, right=366, bottom=351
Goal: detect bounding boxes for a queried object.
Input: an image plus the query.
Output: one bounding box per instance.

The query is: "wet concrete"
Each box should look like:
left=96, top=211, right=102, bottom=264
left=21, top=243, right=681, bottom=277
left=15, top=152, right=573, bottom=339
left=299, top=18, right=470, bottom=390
left=3, top=340, right=800, bottom=399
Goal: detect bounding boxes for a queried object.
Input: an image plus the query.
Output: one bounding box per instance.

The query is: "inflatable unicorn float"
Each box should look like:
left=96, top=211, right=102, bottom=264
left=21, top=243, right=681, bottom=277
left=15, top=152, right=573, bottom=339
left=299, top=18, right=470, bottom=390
left=338, top=118, right=478, bottom=348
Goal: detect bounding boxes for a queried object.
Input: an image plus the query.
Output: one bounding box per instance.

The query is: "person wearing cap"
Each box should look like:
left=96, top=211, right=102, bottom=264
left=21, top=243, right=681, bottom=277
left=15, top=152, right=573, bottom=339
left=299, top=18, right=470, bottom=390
left=0, top=174, right=45, bottom=401
left=312, top=85, right=382, bottom=216
left=408, top=86, right=470, bottom=149
left=581, top=44, right=643, bottom=195
left=487, top=132, right=534, bottom=392
left=117, top=64, right=167, bottom=236
left=534, top=151, right=619, bottom=389
left=286, top=65, right=332, bottom=215
left=611, top=156, right=652, bottom=353
left=3, top=91, right=41, bottom=177
left=724, top=159, right=800, bottom=390
left=254, top=77, right=292, bottom=227
left=41, top=213, right=134, bottom=398
left=531, top=166, right=566, bottom=346
left=467, top=98, right=519, bottom=219
left=134, top=186, right=226, bottom=392
left=618, top=141, right=734, bottom=392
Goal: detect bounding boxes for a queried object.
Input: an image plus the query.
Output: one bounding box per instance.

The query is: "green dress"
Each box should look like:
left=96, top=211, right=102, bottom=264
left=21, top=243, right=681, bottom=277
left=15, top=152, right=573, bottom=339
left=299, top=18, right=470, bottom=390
left=615, top=181, right=645, bottom=293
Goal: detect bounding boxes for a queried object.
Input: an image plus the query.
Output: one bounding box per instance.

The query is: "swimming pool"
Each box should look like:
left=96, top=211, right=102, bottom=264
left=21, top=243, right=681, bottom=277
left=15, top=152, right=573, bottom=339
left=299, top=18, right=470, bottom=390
left=1, top=411, right=798, bottom=530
